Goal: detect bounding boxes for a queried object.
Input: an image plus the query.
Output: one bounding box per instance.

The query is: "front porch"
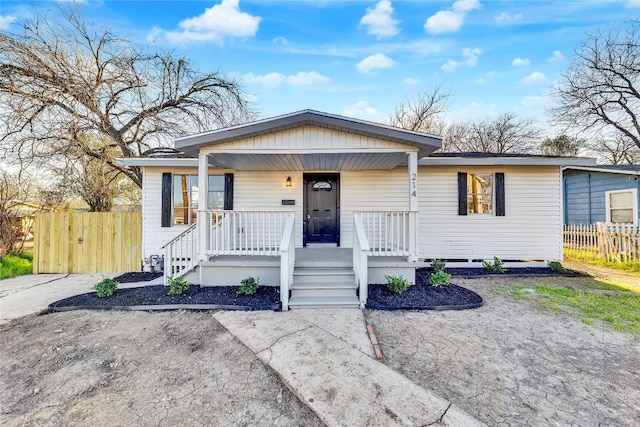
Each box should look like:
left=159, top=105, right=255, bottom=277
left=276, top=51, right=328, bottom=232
left=164, top=211, right=418, bottom=310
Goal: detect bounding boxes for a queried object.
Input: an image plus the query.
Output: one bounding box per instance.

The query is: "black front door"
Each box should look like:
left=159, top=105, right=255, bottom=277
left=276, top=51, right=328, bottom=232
left=304, top=174, right=339, bottom=245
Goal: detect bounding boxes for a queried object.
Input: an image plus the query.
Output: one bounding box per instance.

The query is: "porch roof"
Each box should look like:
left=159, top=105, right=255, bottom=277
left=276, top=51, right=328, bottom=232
left=175, top=110, right=442, bottom=160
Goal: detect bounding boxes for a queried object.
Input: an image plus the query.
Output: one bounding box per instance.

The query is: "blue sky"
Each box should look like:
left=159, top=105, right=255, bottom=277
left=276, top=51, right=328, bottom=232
left=1, top=0, right=638, bottom=135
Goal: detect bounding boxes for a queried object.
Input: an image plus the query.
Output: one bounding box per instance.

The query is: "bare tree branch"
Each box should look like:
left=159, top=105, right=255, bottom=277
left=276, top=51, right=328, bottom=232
left=0, top=6, right=256, bottom=188
left=388, top=84, right=452, bottom=135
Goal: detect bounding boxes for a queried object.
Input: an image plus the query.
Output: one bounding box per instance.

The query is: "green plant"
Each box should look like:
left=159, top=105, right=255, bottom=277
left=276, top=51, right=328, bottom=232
left=94, top=277, right=118, bottom=298
left=428, top=271, right=452, bottom=287
left=430, top=259, right=446, bottom=273
left=385, top=274, right=413, bottom=294
left=548, top=261, right=568, bottom=273
left=482, top=257, right=507, bottom=273
left=0, top=253, right=33, bottom=280
left=237, top=276, right=260, bottom=296
left=167, top=276, right=190, bottom=296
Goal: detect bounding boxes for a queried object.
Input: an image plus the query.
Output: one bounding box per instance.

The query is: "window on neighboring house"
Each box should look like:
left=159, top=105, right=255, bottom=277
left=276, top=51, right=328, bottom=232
left=458, top=172, right=505, bottom=216
left=606, top=189, right=638, bottom=225
left=467, top=173, right=494, bottom=214
left=172, top=175, right=225, bottom=225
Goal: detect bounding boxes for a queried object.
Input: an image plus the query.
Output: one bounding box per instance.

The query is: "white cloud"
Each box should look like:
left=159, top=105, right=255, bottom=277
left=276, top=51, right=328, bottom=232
left=359, top=0, right=400, bottom=39
left=520, top=72, right=549, bottom=85
left=285, top=71, right=331, bottom=86
left=402, top=77, right=422, bottom=85
left=424, top=0, right=481, bottom=34
left=342, top=101, right=381, bottom=120
left=547, top=50, right=564, bottom=63
left=242, top=71, right=330, bottom=88
left=512, top=57, right=530, bottom=66
left=441, top=47, right=481, bottom=73
left=273, top=36, right=288, bottom=45
left=242, top=72, right=286, bottom=88
left=154, top=0, right=261, bottom=44
left=0, top=15, right=16, bottom=30
left=357, top=53, right=395, bottom=74
left=494, top=12, right=522, bottom=23
left=627, top=0, right=640, bottom=7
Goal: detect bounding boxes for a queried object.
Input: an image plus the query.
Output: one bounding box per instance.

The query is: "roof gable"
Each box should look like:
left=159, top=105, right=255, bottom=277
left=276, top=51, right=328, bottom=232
left=175, top=109, right=442, bottom=157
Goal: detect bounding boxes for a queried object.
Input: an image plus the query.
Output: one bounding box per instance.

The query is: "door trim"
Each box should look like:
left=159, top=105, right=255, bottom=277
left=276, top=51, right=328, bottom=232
left=303, top=173, right=340, bottom=247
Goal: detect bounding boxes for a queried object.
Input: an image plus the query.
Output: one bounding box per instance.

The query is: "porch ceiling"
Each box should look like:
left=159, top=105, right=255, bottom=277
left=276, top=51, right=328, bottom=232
left=206, top=152, right=410, bottom=171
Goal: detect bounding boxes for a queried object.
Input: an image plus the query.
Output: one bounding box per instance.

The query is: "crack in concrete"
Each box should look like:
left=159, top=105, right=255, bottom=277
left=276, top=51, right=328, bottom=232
left=425, top=402, right=452, bottom=426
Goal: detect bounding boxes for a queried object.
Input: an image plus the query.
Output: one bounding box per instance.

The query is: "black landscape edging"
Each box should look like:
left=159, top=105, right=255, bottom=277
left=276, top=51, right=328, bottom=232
left=45, top=303, right=281, bottom=313
left=365, top=300, right=483, bottom=311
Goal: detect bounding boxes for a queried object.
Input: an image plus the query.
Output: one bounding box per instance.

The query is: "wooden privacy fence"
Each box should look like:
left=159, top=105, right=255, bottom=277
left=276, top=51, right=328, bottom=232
left=564, top=223, right=640, bottom=264
left=34, top=212, right=142, bottom=273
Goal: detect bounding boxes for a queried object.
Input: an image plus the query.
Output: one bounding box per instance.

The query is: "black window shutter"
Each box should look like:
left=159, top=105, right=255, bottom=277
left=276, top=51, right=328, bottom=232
left=458, top=172, right=467, bottom=216
left=224, top=173, right=234, bottom=210
left=161, top=173, right=172, bottom=227
left=495, top=172, right=505, bottom=216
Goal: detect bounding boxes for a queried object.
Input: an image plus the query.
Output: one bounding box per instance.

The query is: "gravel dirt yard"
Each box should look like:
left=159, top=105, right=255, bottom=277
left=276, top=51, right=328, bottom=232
left=0, top=310, right=323, bottom=426
left=366, top=275, right=640, bottom=426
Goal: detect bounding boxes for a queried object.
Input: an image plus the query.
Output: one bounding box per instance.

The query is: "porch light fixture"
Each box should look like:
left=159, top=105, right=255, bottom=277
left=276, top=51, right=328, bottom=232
left=286, top=176, right=292, bottom=187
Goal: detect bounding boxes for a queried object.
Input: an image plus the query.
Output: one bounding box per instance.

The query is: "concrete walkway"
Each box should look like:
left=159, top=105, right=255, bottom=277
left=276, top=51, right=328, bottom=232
left=0, top=273, right=163, bottom=324
left=214, top=309, right=484, bottom=426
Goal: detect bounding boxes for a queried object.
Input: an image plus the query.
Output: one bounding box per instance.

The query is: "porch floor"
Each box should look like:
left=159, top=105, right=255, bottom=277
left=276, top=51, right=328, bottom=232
left=203, top=247, right=412, bottom=268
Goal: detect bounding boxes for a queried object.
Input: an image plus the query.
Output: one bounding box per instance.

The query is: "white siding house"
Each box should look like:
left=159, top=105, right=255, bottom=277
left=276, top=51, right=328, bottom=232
left=119, top=110, right=596, bottom=309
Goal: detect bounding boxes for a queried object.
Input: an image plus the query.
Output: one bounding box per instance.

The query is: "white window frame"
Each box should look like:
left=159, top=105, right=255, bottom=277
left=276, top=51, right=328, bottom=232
left=605, top=188, right=638, bottom=225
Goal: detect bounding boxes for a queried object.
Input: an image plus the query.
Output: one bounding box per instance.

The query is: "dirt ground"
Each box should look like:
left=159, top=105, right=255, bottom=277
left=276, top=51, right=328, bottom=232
left=1, top=270, right=639, bottom=426
left=366, top=275, right=640, bottom=426
left=0, top=310, right=323, bottom=427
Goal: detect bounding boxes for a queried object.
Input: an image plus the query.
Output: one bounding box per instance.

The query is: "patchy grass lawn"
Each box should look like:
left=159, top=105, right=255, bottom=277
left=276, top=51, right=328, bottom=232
left=497, top=282, right=640, bottom=334
left=0, top=253, right=33, bottom=280
left=564, top=249, right=640, bottom=273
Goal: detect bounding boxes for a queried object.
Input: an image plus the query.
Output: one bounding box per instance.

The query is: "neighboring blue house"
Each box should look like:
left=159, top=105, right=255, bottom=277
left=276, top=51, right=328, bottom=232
left=563, top=165, right=640, bottom=226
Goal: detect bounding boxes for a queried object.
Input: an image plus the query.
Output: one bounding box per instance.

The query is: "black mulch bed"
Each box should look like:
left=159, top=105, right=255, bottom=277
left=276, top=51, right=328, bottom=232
left=48, top=285, right=281, bottom=312
left=429, top=267, right=579, bottom=277
left=113, top=272, right=163, bottom=283
left=366, top=283, right=483, bottom=310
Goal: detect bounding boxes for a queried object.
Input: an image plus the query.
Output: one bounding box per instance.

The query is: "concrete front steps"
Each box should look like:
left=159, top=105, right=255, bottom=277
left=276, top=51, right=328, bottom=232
left=288, top=267, right=360, bottom=309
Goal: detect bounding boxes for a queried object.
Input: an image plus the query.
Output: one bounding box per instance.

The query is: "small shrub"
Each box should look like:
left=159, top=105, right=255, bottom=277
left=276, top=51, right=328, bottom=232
left=482, top=257, right=507, bottom=273
left=167, top=276, right=190, bottom=296
left=429, top=271, right=452, bottom=287
left=18, top=252, right=34, bottom=262
left=237, top=276, right=260, bottom=296
left=94, top=277, right=118, bottom=298
left=385, top=274, right=413, bottom=294
left=430, top=259, right=446, bottom=273
left=548, top=261, right=569, bottom=273
left=0, top=254, right=33, bottom=279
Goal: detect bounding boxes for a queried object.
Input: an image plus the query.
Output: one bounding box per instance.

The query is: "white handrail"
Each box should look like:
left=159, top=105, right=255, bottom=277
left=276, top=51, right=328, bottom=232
left=162, top=223, right=198, bottom=285
left=355, top=210, right=414, bottom=257
left=278, top=214, right=296, bottom=311
left=206, top=210, right=294, bottom=256
left=353, top=214, right=370, bottom=308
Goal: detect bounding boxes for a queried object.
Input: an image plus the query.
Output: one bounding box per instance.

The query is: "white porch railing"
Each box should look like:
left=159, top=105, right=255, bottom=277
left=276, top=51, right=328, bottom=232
left=353, top=215, right=370, bottom=308
left=205, top=210, right=294, bottom=256
left=355, top=211, right=416, bottom=257
left=163, top=223, right=198, bottom=285
left=279, top=214, right=296, bottom=311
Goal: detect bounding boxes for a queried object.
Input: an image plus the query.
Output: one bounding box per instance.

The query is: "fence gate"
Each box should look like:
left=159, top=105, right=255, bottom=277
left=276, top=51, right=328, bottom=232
left=33, top=212, right=142, bottom=273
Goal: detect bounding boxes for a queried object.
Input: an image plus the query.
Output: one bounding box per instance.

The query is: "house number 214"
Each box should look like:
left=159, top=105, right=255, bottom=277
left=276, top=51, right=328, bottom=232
left=411, top=173, right=417, bottom=197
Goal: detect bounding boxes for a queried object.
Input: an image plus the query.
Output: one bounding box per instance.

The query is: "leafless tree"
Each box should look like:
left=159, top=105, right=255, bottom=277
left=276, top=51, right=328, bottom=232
left=586, top=134, right=640, bottom=164
left=0, top=6, right=255, bottom=188
left=550, top=20, right=640, bottom=150
left=539, top=134, right=584, bottom=156
left=388, top=84, right=452, bottom=135
left=443, top=113, right=540, bottom=153
left=0, top=170, right=38, bottom=256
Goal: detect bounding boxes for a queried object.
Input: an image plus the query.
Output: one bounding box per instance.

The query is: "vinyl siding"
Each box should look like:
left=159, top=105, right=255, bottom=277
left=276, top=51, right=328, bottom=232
left=419, top=165, right=563, bottom=261
left=564, top=170, right=640, bottom=225
left=216, top=126, right=417, bottom=152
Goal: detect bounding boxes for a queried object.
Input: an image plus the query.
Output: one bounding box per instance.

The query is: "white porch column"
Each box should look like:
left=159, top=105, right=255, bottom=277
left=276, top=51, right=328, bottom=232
left=408, top=151, right=418, bottom=262
left=198, top=151, right=209, bottom=261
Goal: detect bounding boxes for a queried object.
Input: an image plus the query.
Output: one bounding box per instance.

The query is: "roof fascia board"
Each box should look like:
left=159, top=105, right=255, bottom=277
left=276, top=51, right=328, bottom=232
left=419, top=157, right=598, bottom=166
left=562, top=165, right=640, bottom=175
left=116, top=158, right=198, bottom=167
